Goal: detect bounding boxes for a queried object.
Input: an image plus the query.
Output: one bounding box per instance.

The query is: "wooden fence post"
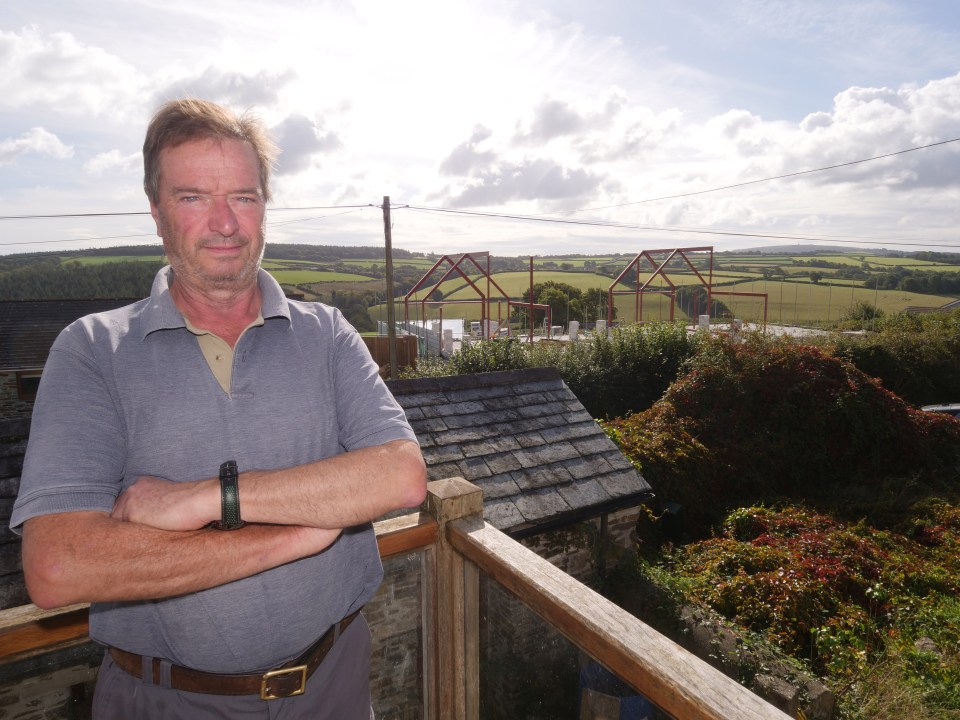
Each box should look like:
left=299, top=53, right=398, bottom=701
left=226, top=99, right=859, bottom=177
left=424, top=477, right=482, bottom=720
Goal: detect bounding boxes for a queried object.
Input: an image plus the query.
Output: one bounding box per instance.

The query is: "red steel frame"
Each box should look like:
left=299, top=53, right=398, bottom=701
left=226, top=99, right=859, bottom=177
left=403, top=247, right=768, bottom=347
left=606, top=246, right=767, bottom=328
left=403, top=251, right=550, bottom=341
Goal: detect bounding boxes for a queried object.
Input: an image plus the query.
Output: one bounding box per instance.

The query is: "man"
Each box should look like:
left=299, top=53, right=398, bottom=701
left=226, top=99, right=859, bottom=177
left=11, top=98, right=427, bottom=719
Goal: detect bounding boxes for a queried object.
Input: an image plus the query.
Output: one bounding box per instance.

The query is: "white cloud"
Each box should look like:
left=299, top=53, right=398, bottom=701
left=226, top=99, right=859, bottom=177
left=272, top=114, right=343, bottom=176
left=151, top=66, right=297, bottom=112
left=439, top=127, right=496, bottom=176
left=0, top=27, right=144, bottom=118
left=0, top=127, right=74, bottom=165
left=84, top=150, right=141, bottom=177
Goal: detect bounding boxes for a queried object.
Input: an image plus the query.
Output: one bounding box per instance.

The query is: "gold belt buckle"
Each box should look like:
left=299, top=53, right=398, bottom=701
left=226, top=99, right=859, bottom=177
left=260, top=664, right=308, bottom=700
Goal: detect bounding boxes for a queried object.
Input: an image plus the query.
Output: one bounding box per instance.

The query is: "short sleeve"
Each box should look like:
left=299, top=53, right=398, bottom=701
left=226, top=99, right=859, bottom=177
left=330, top=311, right=418, bottom=452
left=10, top=327, right=125, bottom=533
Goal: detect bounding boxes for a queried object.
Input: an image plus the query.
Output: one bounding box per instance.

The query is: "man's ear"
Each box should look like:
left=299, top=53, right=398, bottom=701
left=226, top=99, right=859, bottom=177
left=149, top=200, right=163, bottom=238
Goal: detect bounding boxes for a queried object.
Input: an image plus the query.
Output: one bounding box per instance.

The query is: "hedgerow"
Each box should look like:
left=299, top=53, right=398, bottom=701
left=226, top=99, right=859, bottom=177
left=404, top=321, right=702, bottom=418
left=817, top=309, right=960, bottom=406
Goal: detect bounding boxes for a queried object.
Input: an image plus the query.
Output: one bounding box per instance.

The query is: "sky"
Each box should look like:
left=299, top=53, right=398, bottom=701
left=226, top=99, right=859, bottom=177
left=2, top=0, right=960, bottom=258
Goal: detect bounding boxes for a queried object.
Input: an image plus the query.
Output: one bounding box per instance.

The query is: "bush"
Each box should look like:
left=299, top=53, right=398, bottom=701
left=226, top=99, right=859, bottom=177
left=604, top=333, right=960, bottom=533
left=448, top=338, right=531, bottom=375
left=666, top=505, right=960, bottom=717
left=822, top=309, right=960, bottom=406
left=405, top=322, right=702, bottom=418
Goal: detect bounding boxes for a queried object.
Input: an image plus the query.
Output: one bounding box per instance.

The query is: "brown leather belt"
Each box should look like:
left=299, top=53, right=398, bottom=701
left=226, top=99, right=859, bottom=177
left=109, top=610, right=360, bottom=700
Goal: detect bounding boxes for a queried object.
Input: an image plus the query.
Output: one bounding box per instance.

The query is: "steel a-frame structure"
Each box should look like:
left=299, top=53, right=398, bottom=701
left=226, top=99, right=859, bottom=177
left=403, top=251, right=550, bottom=341
left=607, top=246, right=768, bottom=327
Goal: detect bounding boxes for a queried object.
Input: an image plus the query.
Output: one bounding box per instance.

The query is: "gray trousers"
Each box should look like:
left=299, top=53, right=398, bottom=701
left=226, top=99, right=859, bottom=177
left=92, top=614, right=374, bottom=719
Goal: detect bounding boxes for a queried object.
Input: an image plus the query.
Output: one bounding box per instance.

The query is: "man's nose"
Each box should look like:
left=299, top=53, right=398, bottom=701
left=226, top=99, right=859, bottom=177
left=208, top=196, right=239, bottom=236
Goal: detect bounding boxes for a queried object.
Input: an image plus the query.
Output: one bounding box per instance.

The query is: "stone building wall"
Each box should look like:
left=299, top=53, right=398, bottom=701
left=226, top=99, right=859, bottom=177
left=0, top=417, right=29, bottom=610
left=480, top=507, right=644, bottom=719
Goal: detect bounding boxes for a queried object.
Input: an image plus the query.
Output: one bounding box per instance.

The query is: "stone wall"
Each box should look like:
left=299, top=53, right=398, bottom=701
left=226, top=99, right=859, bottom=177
left=0, top=417, right=29, bottom=611
left=0, top=374, right=34, bottom=423
left=367, top=551, right=425, bottom=720
left=481, top=507, right=643, bottom=719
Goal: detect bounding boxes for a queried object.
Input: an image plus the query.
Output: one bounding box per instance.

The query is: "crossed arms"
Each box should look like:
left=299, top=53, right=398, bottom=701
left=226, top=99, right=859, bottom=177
left=22, top=439, right=426, bottom=609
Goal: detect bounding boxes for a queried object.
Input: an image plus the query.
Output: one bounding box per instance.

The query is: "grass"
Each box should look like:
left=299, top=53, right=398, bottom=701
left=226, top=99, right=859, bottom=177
left=68, top=255, right=165, bottom=265
left=711, top=280, right=954, bottom=326
left=267, top=269, right=375, bottom=284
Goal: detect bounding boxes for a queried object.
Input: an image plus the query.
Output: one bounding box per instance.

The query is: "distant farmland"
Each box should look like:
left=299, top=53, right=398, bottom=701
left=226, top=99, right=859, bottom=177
left=19, top=246, right=958, bottom=328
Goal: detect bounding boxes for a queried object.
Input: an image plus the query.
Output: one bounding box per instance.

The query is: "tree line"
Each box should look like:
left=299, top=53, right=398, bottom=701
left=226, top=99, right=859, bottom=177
left=0, top=258, right=163, bottom=301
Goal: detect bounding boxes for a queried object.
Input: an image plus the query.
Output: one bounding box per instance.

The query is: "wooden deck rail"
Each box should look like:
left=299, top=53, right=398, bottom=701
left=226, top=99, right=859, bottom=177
left=448, top=512, right=793, bottom=720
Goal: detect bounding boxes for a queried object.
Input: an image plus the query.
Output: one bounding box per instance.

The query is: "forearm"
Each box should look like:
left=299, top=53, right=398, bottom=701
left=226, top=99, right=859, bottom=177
left=112, top=440, right=427, bottom=533
left=240, top=439, right=428, bottom=528
left=22, top=511, right=339, bottom=609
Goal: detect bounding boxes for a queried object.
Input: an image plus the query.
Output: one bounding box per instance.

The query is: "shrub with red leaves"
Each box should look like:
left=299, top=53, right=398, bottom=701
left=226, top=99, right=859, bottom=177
left=606, top=334, right=960, bottom=533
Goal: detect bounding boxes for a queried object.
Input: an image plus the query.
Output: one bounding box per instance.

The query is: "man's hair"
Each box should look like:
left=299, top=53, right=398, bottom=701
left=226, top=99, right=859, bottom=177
left=143, top=98, right=279, bottom=203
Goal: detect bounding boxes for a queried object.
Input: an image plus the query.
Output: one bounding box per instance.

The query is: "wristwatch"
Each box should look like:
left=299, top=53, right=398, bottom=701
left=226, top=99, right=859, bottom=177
left=210, top=460, right=245, bottom=530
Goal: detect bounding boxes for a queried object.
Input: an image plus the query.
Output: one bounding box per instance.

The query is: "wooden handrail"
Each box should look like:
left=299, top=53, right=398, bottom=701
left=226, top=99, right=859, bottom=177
left=375, top=511, right=438, bottom=558
left=0, top=512, right=438, bottom=667
left=448, top=514, right=793, bottom=720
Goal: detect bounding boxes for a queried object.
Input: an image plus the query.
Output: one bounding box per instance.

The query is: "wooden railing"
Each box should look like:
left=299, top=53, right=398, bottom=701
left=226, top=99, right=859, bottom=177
left=1, top=478, right=792, bottom=720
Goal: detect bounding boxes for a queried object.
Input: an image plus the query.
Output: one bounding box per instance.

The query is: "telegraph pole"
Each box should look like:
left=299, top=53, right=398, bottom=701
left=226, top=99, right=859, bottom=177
left=383, top=196, right=397, bottom=378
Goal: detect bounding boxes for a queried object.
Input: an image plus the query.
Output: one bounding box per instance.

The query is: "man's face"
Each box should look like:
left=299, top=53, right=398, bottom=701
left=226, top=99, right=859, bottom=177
left=150, top=138, right=266, bottom=294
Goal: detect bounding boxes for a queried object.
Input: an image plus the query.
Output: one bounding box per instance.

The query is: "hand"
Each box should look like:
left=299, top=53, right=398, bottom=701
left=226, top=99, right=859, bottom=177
left=111, top=476, right=218, bottom=531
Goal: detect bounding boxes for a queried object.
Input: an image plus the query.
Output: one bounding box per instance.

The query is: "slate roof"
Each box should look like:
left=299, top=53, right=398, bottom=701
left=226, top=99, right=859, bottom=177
left=387, top=368, right=653, bottom=535
left=0, top=299, right=139, bottom=370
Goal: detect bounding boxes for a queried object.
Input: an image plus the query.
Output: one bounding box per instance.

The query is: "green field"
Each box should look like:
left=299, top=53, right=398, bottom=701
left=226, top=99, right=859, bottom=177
left=339, top=257, right=437, bottom=269
left=69, top=255, right=165, bottom=265
left=713, top=280, right=955, bottom=326
left=268, top=269, right=374, bottom=284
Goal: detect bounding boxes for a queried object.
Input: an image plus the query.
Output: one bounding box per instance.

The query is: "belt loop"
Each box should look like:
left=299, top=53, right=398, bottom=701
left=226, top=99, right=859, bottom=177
left=159, top=659, right=173, bottom=689
left=140, top=656, right=155, bottom=686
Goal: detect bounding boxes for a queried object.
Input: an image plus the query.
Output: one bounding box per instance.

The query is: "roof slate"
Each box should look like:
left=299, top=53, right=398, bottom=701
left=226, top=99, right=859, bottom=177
left=0, top=299, right=138, bottom=369
left=387, top=368, right=652, bottom=534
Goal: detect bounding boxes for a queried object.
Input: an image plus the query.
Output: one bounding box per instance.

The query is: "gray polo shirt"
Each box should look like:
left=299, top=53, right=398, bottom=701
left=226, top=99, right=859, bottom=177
left=11, top=267, right=417, bottom=673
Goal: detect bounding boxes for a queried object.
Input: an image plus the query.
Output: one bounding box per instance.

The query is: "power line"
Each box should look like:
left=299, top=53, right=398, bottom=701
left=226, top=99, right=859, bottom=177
left=574, top=136, right=960, bottom=212
left=0, top=211, right=150, bottom=220
left=0, top=233, right=157, bottom=248
left=401, top=205, right=959, bottom=250
left=0, top=203, right=375, bottom=222
left=0, top=207, right=371, bottom=248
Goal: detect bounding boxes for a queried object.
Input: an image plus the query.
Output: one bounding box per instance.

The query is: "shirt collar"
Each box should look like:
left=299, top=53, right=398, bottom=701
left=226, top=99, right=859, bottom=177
left=139, top=266, right=291, bottom=340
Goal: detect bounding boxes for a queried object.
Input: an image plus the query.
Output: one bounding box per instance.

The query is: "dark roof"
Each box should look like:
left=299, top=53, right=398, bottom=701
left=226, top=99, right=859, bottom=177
left=0, top=299, right=138, bottom=369
left=388, top=368, right=652, bottom=535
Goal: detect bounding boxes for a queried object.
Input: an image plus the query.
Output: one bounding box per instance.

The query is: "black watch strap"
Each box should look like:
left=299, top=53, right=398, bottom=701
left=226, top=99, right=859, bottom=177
left=211, top=460, right=245, bottom=530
